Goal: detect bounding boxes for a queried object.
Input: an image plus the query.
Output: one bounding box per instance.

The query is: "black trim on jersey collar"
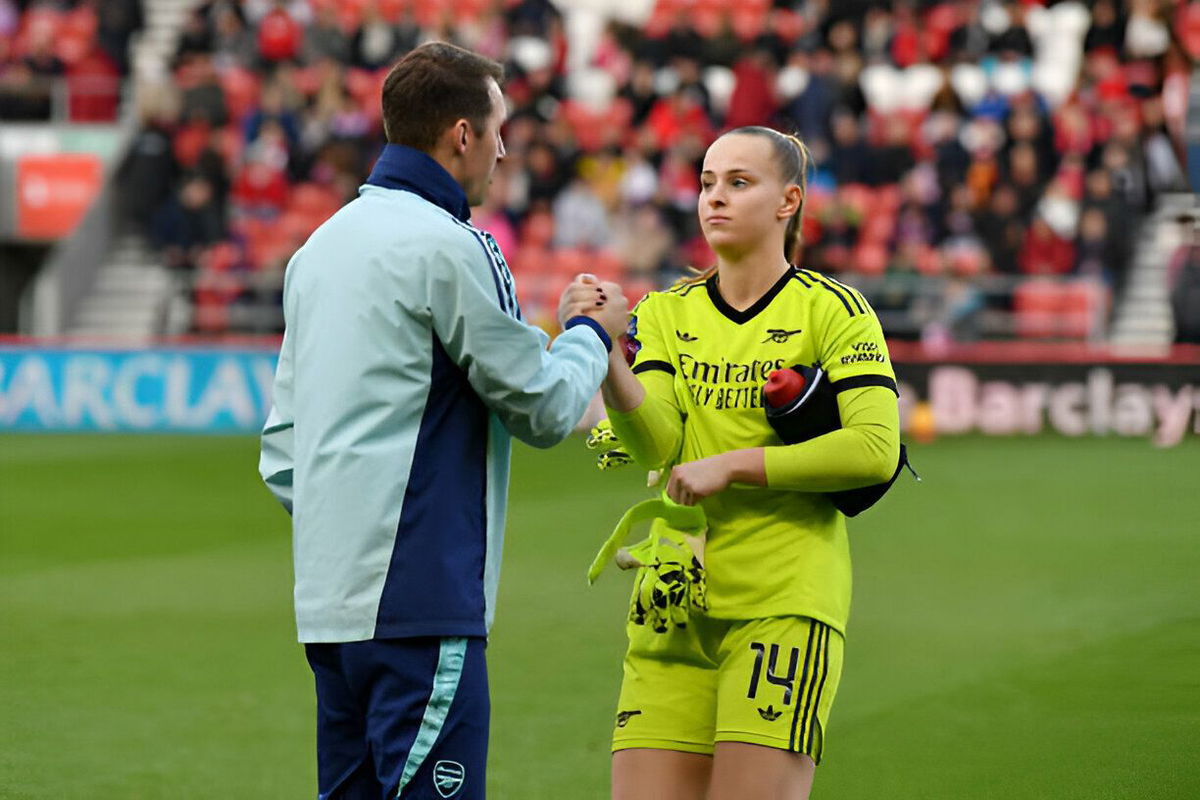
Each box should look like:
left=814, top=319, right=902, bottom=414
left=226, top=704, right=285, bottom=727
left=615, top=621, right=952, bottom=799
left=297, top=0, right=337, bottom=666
left=706, top=267, right=796, bottom=325
left=829, top=374, right=898, bottom=395
left=798, top=269, right=858, bottom=317
left=632, top=360, right=676, bottom=376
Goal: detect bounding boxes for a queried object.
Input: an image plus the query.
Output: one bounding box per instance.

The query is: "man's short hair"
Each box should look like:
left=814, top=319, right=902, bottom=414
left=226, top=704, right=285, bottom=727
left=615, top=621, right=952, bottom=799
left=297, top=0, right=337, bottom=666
left=381, top=42, right=504, bottom=152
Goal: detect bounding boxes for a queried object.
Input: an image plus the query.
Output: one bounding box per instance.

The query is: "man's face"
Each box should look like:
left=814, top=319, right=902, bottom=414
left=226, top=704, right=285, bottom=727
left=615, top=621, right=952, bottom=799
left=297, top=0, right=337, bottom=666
left=463, top=78, right=507, bottom=207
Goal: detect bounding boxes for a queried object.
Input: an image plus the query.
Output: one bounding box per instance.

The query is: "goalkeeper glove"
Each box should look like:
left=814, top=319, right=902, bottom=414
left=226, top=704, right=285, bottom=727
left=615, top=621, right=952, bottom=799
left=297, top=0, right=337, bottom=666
left=588, top=492, right=708, bottom=633
left=586, top=418, right=633, bottom=471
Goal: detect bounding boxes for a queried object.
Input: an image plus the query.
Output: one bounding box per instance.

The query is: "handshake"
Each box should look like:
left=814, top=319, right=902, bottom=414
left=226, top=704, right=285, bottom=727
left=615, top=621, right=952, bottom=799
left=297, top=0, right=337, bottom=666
left=556, top=273, right=629, bottom=343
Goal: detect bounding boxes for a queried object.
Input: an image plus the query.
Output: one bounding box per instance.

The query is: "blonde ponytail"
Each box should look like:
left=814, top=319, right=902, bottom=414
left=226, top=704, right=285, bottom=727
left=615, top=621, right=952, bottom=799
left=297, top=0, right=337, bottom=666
left=780, top=132, right=811, bottom=263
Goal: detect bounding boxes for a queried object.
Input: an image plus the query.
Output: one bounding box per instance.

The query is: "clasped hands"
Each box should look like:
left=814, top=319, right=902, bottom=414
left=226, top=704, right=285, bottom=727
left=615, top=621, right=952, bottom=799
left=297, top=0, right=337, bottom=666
left=557, top=273, right=628, bottom=343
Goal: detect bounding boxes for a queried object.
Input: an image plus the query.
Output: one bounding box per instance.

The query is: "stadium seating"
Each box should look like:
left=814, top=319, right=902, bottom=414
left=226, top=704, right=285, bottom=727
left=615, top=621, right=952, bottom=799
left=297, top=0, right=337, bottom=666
left=59, top=0, right=1180, bottom=339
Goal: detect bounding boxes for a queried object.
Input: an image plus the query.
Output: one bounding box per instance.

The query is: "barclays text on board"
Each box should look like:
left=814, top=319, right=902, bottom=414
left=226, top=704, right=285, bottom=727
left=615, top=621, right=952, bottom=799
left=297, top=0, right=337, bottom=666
left=0, top=349, right=278, bottom=432
left=895, top=364, right=1200, bottom=446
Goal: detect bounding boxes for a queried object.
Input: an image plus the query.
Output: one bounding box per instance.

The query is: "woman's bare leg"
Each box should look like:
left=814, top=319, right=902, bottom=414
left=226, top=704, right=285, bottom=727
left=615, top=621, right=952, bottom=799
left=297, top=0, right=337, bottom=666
left=612, top=748, right=712, bottom=800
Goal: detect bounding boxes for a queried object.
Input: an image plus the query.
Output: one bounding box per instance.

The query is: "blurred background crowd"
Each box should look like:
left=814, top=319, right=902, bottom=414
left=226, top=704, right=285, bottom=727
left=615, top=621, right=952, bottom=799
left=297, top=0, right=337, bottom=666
left=3, top=0, right=1197, bottom=342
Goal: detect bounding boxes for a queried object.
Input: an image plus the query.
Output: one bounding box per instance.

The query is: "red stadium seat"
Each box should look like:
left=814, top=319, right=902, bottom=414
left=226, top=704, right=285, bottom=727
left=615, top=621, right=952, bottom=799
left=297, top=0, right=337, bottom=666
left=859, top=210, right=896, bottom=245
left=1060, top=279, right=1108, bottom=340
left=913, top=244, right=944, bottom=276
left=837, top=183, right=872, bottom=218
left=691, top=8, right=723, bottom=38
left=515, top=272, right=558, bottom=319
left=412, top=0, right=447, bottom=28
left=770, top=9, right=806, bottom=43
left=334, top=0, right=369, bottom=31
left=552, top=248, right=592, bottom=278
left=278, top=210, right=317, bottom=241
left=946, top=244, right=987, bottom=277
left=851, top=243, right=890, bottom=277
left=872, top=184, right=903, bottom=214
left=622, top=276, right=658, bottom=306
left=289, top=182, right=342, bottom=216
left=732, top=8, right=766, bottom=41
left=821, top=243, right=850, bottom=273
left=559, top=99, right=634, bottom=153
left=453, top=0, right=488, bottom=24
left=200, top=241, right=244, bottom=273
left=376, top=0, right=408, bottom=23
left=510, top=245, right=553, bottom=277
left=589, top=250, right=626, bottom=283
left=1013, top=279, right=1061, bottom=339
left=519, top=210, right=555, bottom=250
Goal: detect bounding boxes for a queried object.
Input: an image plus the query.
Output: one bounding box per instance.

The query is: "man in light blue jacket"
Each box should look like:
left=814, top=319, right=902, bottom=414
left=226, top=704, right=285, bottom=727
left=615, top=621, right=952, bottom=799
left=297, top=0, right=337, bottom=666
left=259, top=42, right=626, bottom=800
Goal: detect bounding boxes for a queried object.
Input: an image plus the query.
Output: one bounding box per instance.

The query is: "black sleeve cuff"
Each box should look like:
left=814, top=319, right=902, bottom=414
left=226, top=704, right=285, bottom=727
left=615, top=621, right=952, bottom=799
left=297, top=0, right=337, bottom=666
left=565, top=315, right=612, bottom=352
left=829, top=374, right=899, bottom=395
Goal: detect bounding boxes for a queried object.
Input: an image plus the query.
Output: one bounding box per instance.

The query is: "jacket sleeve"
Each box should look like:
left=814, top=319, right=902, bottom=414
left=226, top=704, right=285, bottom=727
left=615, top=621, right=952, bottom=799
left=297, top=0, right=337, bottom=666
left=258, top=275, right=296, bottom=512
left=429, top=229, right=610, bottom=448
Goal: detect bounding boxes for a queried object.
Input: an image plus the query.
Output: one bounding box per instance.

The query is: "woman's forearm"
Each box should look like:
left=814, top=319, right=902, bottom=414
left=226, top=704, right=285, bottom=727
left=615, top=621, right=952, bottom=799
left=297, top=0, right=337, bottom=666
left=601, top=348, right=645, bottom=413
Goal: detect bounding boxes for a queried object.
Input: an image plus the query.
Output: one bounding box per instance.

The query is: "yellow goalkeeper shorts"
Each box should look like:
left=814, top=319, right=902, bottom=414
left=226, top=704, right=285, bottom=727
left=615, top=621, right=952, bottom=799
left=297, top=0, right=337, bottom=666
left=611, top=614, right=844, bottom=764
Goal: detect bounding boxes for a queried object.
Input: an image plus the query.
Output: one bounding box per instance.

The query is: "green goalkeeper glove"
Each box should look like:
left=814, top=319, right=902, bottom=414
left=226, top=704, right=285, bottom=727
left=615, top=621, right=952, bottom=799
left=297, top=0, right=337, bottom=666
left=587, top=492, right=708, bottom=633
left=586, top=418, right=633, bottom=471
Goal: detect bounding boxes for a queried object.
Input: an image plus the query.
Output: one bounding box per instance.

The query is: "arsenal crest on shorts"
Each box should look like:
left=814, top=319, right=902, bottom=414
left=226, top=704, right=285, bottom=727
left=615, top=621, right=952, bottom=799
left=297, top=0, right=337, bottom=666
left=434, top=760, right=466, bottom=797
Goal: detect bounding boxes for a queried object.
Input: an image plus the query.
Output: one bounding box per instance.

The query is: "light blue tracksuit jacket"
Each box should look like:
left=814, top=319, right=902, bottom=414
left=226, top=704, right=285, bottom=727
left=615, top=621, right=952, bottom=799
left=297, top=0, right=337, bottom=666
left=259, top=145, right=610, bottom=643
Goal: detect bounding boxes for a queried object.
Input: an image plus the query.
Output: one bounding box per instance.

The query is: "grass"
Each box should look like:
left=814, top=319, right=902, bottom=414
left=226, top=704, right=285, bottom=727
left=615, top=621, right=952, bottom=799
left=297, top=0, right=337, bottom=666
left=0, top=433, right=1197, bottom=798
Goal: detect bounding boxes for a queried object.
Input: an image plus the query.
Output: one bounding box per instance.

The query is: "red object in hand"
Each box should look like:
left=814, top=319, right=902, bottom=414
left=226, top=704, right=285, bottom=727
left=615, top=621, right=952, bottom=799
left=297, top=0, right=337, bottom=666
left=763, top=369, right=806, bottom=409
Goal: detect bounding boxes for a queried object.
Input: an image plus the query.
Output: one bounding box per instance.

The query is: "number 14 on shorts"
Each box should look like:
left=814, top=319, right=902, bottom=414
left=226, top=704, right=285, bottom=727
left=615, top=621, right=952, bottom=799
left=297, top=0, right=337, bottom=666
left=746, top=641, right=801, bottom=707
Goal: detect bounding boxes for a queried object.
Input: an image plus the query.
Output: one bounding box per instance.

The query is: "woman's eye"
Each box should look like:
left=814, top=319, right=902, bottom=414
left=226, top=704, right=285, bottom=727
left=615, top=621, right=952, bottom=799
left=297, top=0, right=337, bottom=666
left=732, top=178, right=748, bottom=188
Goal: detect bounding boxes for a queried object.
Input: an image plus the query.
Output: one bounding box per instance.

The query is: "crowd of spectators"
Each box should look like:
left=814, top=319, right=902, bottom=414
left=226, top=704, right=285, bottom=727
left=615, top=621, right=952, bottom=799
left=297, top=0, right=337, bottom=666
left=96, top=1, right=1200, bottom=336
left=0, top=0, right=140, bottom=121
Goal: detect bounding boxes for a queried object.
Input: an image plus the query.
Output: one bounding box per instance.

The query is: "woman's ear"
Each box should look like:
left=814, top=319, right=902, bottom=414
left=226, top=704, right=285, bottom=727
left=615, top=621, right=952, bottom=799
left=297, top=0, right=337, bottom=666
left=779, top=184, right=803, bottom=220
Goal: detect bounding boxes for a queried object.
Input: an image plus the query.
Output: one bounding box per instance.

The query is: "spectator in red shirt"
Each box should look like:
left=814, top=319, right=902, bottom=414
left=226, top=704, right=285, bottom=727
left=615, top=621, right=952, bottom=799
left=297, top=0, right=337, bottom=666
left=258, top=0, right=302, bottom=65
left=646, top=86, right=713, bottom=151
left=724, top=48, right=778, bottom=131
left=1019, top=216, right=1076, bottom=276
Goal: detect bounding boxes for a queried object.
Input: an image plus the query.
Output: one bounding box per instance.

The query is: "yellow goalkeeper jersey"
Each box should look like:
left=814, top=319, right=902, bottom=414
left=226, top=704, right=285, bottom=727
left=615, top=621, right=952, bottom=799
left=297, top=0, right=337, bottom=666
left=608, top=267, right=899, bottom=634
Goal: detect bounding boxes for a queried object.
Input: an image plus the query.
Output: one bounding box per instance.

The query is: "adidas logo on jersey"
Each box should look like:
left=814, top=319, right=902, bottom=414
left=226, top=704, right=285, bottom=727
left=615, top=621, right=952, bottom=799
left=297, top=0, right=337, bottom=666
left=758, top=705, right=783, bottom=721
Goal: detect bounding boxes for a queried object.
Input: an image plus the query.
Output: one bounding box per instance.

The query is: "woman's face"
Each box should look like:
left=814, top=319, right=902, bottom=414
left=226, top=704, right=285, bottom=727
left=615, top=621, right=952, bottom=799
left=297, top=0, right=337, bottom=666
left=698, top=134, right=796, bottom=258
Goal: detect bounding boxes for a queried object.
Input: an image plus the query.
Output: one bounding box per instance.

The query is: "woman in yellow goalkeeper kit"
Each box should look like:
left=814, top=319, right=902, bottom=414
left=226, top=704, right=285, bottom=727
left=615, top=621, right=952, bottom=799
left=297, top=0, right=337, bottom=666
left=598, top=126, right=901, bottom=800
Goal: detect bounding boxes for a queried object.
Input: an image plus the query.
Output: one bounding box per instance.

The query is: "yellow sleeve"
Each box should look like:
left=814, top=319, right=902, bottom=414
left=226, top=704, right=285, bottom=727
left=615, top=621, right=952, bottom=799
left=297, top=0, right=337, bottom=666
left=762, top=385, right=899, bottom=491
left=605, top=293, right=684, bottom=469
left=763, top=277, right=900, bottom=491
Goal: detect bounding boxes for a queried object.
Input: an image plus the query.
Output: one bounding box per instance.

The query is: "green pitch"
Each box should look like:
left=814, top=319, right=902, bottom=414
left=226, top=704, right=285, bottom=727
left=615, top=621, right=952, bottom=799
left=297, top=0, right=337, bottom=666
left=1, top=434, right=1197, bottom=799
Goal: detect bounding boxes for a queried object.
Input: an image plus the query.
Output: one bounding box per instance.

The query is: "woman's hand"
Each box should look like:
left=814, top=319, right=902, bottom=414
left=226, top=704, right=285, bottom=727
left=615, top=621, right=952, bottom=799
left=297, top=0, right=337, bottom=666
left=666, top=449, right=767, bottom=505
left=666, top=454, right=734, bottom=506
